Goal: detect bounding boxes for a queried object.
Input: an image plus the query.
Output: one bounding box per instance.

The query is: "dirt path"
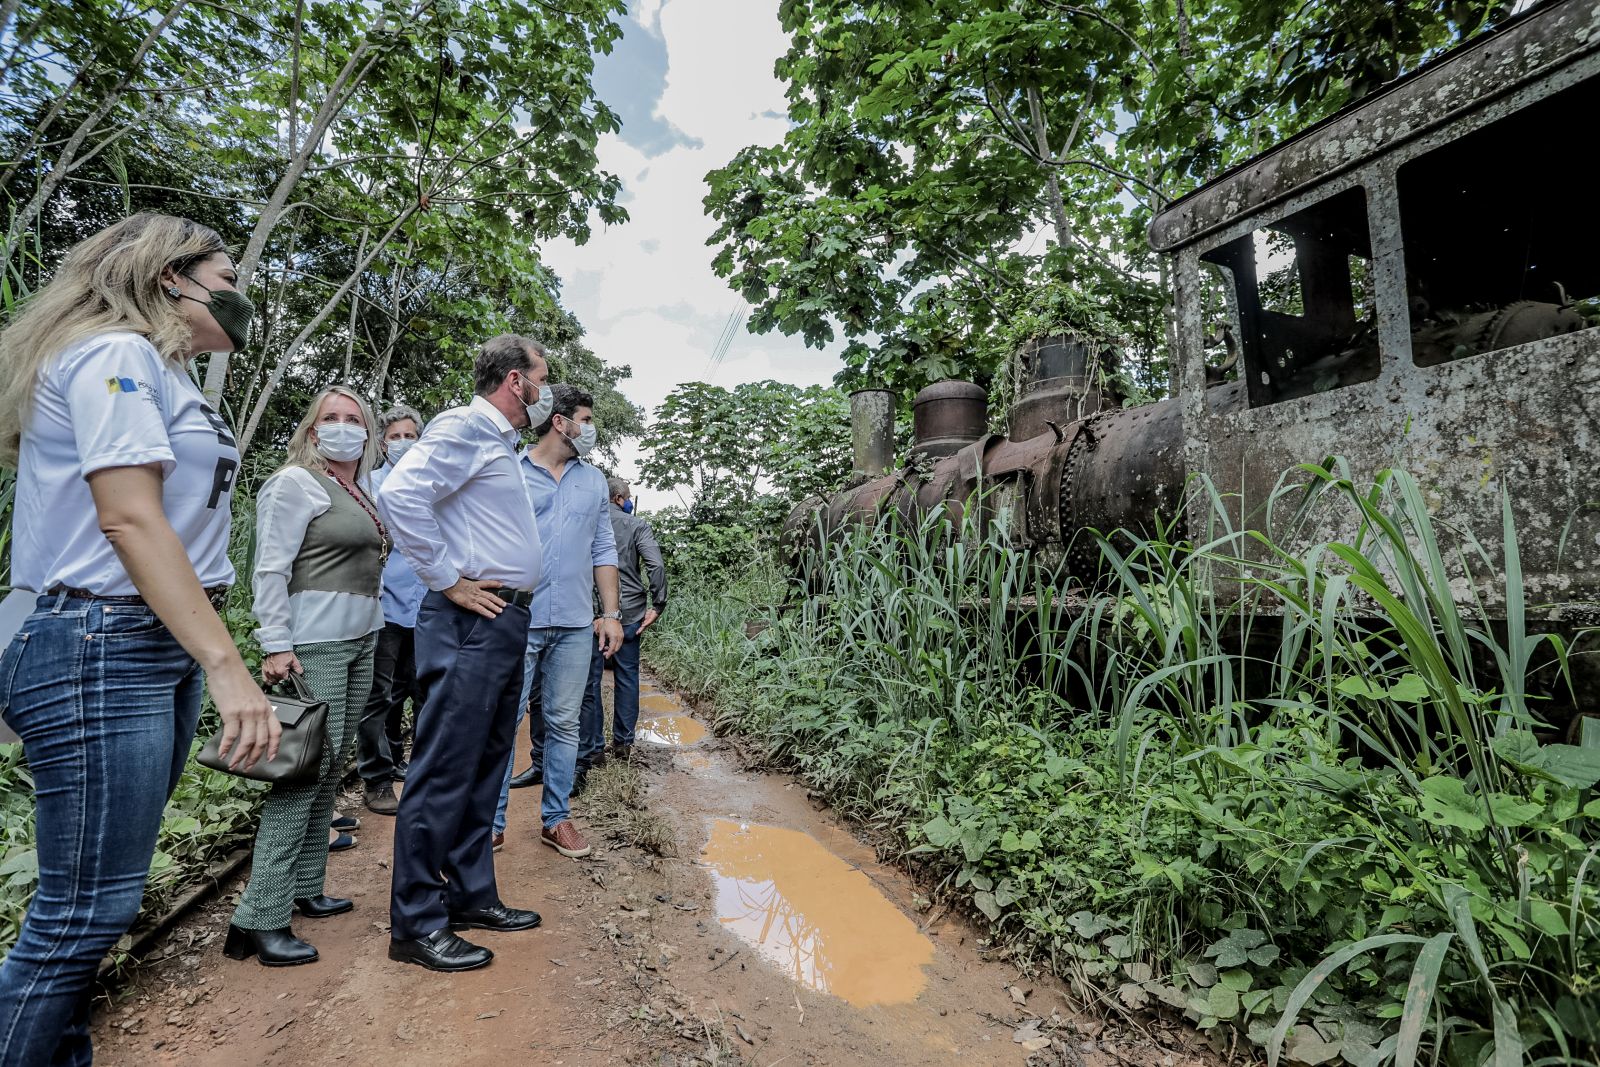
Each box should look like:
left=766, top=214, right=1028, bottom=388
left=91, top=674, right=1209, bottom=1067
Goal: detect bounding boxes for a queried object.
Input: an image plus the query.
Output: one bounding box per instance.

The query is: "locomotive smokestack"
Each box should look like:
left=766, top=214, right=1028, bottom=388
left=848, top=388, right=895, bottom=478
left=911, top=381, right=987, bottom=461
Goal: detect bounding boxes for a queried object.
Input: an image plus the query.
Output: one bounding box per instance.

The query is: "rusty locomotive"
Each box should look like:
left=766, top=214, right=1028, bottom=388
left=787, top=0, right=1600, bottom=619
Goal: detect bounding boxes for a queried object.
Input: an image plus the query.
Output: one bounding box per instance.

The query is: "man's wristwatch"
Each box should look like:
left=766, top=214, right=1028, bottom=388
left=598, top=610, right=622, bottom=621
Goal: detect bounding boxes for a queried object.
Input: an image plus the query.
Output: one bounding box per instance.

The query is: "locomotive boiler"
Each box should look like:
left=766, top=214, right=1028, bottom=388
left=787, top=0, right=1600, bottom=620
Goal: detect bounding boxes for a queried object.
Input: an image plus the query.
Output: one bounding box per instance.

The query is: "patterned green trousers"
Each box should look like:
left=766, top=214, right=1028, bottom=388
left=232, top=633, right=376, bottom=931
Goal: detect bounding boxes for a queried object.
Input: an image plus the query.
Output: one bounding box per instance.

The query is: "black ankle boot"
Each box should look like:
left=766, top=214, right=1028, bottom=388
left=223, top=924, right=318, bottom=966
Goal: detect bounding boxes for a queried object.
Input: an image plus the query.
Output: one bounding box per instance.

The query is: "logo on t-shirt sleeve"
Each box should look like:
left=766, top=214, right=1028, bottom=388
left=105, top=376, right=139, bottom=394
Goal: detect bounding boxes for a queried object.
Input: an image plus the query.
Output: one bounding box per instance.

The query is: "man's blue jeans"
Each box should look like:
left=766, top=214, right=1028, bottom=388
left=0, top=595, right=203, bottom=1067
left=580, top=620, right=642, bottom=763
left=494, top=626, right=593, bottom=835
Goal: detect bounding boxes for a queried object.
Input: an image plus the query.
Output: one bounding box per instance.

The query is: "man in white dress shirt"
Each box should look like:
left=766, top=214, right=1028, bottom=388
left=376, top=334, right=553, bottom=973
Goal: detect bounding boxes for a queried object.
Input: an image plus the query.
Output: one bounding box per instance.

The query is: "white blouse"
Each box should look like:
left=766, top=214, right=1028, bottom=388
left=252, top=466, right=385, bottom=653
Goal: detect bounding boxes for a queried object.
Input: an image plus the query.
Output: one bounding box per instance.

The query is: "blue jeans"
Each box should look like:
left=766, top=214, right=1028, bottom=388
left=580, top=621, right=642, bottom=761
left=0, top=594, right=203, bottom=1067
left=494, top=627, right=592, bottom=835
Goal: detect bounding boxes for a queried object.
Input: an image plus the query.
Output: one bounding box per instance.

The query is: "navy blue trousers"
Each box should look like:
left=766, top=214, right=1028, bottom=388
left=389, top=591, right=528, bottom=940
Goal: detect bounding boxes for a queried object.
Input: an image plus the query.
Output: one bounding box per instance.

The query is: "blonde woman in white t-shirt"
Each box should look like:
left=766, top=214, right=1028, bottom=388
left=0, top=214, right=280, bottom=1066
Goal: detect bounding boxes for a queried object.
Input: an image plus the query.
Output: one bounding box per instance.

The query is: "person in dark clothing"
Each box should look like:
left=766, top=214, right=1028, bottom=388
left=577, top=477, right=667, bottom=777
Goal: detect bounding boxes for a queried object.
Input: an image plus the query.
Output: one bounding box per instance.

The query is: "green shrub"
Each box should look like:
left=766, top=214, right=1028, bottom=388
left=648, top=464, right=1600, bottom=1066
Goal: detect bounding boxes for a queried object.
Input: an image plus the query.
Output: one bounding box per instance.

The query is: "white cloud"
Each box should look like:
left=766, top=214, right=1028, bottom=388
left=542, top=0, right=842, bottom=486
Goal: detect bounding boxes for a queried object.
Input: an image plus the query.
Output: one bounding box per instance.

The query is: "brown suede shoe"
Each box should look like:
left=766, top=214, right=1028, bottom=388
left=492, top=832, right=505, bottom=853
left=540, top=820, right=592, bottom=858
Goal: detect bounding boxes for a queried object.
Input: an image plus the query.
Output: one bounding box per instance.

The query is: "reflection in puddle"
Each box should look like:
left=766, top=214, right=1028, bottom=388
left=640, top=693, right=681, bottom=715
left=637, top=715, right=707, bottom=746
left=700, top=820, right=933, bottom=1006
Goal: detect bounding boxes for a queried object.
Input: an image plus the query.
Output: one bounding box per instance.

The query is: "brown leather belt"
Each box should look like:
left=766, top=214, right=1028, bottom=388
left=47, top=584, right=231, bottom=611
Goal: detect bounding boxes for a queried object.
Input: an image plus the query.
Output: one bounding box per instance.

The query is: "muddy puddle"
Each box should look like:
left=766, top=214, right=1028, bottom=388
left=699, top=818, right=935, bottom=1007
left=638, top=714, right=708, bottom=746
left=639, top=692, right=682, bottom=715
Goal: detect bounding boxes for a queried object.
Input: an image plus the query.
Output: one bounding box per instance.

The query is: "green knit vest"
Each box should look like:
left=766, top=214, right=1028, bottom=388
left=285, top=469, right=383, bottom=598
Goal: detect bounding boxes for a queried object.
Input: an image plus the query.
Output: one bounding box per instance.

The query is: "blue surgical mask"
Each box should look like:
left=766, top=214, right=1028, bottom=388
left=622, top=499, right=635, bottom=514
left=385, top=437, right=415, bottom=464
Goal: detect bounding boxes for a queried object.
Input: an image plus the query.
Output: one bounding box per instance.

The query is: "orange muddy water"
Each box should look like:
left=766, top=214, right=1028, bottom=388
left=700, top=818, right=936, bottom=1007
left=639, top=692, right=681, bottom=714
left=637, top=714, right=708, bottom=746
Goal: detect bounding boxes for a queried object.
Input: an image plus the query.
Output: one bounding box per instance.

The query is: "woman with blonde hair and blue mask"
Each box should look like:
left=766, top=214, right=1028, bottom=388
left=0, top=213, right=279, bottom=1065
left=224, top=383, right=386, bottom=966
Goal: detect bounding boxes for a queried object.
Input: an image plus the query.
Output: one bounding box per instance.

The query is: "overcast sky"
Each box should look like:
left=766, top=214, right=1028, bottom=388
left=540, top=0, right=843, bottom=495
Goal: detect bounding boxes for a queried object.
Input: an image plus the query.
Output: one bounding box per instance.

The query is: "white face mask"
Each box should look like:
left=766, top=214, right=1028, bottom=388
left=315, top=422, right=368, bottom=462
left=384, top=437, right=415, bottom=464
left=524, top=381, right=553, bottom=429
left=562, top=419, right=597, bottom=458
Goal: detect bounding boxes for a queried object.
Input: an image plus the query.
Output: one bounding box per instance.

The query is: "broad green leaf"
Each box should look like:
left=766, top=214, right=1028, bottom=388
left=920, top=815, right=958, bottom=848
left=1418, top=776, right=1486, bottom=832
left=1207, top=983, right=1241, bottom=1020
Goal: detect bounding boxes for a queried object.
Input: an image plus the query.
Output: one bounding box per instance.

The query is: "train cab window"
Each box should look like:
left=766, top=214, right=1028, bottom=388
left=1200, top=187, right=1377, bottom=408
left=1398, top=77, right=1599, bottom=366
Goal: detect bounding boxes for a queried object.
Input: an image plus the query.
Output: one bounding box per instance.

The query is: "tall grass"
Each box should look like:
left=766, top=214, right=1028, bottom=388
left=648, top=463, right=1600, bottom=1067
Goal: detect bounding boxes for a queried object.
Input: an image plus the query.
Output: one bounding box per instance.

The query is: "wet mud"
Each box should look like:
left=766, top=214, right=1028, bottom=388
left=701, top=819, right=934, bottom=1006
left=89, top=671, right=1213, bottom=1067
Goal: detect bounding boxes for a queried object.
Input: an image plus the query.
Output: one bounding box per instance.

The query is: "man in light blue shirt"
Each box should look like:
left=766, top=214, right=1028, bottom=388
left=493, top=384, right=622, bottom=860
left=358, top=405, right=427, bottom=815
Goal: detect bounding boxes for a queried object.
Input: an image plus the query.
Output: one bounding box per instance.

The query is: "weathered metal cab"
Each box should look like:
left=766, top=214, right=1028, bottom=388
left=1153, top=0, right=1600, bottom=614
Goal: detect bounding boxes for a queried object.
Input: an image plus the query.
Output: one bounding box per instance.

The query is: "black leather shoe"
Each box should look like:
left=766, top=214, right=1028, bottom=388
left=508, top=766, right=542, bottom=789
left=391, top=759, right=409, bottom=781
left=388, top=929, right=493, bottom=972
left=294, top=895, right=353, bottom=918
left=571, top=769, right=589, bottom=797
left=223, top=924, right=318, bottom=966
left=448, top=902, right=542, bottom=932
left=364, top=782, right=399, bottom=815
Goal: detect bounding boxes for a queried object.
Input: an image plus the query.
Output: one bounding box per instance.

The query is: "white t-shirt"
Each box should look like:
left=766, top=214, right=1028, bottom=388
left=11, top=331, right=239, bottom=595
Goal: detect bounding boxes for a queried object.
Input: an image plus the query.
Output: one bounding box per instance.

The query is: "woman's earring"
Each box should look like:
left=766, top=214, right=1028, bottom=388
left=167, top=285, right=182, bottom=297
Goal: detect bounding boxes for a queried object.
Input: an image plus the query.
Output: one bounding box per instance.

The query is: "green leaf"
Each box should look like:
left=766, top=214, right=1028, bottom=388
left=921, top=815, right=958, bottom=848
left=1219, top=968, right=1254, bottom=992
left=1526, top=899, right=1567, bottom=936
left=1267, top=934, right=1425, bottom=1067
left=1485, top=792, right=1543, bottom=828
left=972, top=890, right=1000, bottom=921
left=1394, top=932, right=1452, bottom=1067
left=1207, top=983, right=1241, bottom=1020
left=1067, top=911, right=1113, bottom=938
left=1386, top=674, right=1429, bottom=703
left=1248, top=944, right=1282, bottom=966
left=1418, top=776, right=1486, bottom=832
left=0, top=849, right=38, bottom=879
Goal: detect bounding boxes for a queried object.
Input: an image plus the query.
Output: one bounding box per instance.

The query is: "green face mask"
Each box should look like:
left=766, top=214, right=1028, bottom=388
left=178, top=275, right=255, bottom=351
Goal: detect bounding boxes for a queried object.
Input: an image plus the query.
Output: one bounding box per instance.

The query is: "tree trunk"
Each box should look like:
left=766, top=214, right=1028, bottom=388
left=1025, top=86, right=1072, bottom=260
left=342, top=226, right=370, bottom=379
left=236, top=204, right=420, bottom=454
left=202, top=1, right=429, bottom=405
left=0, top=0, right=190, bottom=261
